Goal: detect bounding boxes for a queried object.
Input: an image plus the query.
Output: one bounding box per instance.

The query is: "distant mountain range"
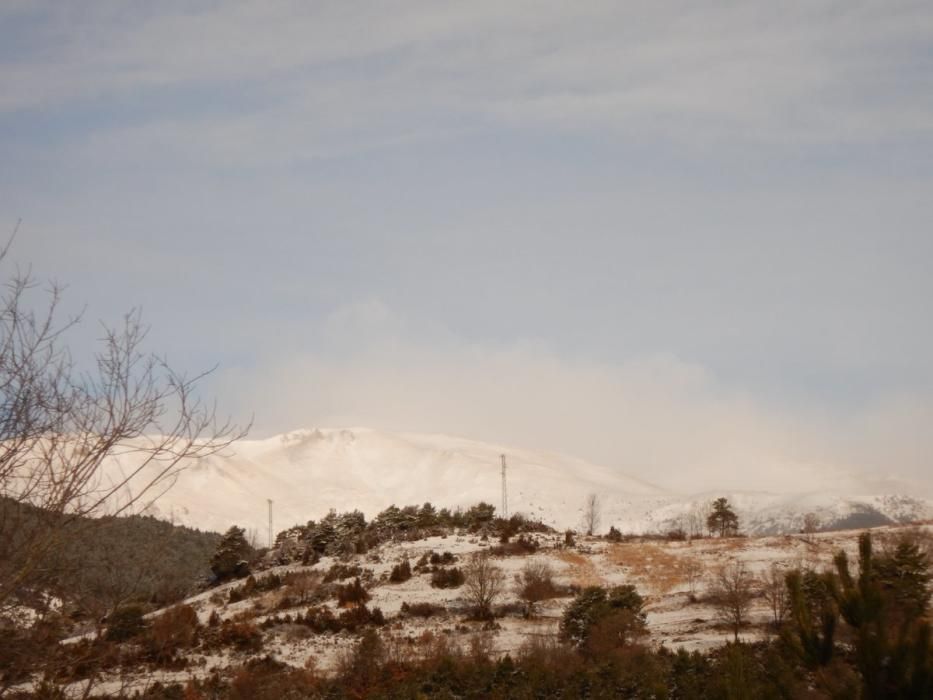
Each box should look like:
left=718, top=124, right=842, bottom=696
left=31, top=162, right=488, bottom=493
left=115, top=427, right=931, bottom=537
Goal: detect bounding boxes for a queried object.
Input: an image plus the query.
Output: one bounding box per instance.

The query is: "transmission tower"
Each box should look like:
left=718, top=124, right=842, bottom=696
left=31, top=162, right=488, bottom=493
left=267, top=499, right=274, bottom=549
left=500, top=454, right=508, bottom=519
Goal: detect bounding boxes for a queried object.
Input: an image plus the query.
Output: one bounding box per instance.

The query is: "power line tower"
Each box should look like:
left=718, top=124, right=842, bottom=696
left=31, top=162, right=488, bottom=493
left=267, top=499, right=274, bottom=549
left=500, top=454, right=508, bottom=519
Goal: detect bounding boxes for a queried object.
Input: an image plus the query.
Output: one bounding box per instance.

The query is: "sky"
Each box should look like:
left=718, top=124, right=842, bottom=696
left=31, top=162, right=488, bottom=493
left=2, top=1, right=932, bottom=493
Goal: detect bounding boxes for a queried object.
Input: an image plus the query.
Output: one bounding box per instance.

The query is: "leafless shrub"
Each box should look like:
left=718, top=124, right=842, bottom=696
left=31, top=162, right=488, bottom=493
left=683, top=557, right=704, bottom=599
left=518, top=560, right=559, bottom=616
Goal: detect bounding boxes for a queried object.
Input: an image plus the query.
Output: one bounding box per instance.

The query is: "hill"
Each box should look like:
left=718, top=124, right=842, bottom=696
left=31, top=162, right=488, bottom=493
left=118, top=427, right=931, bottom=536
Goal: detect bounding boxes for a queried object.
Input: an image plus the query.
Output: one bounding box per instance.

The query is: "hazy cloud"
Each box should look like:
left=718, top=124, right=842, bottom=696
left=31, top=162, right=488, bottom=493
left=210, top=301, right=933, bottom=496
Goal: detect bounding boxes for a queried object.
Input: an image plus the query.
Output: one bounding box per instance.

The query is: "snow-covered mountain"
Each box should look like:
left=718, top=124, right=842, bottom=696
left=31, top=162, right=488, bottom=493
left=121, top=427, right=931, bottom=537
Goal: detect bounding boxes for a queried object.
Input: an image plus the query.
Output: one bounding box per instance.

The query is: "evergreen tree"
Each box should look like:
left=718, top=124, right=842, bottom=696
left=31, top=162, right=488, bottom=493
left=832, top=532, right=932, bottom=698
left=782, top=568, right=838, bottom=668
left=707, top=498, right=739, bottom=537
left=210, top=526, right=251, bottom=581
left=417, top=502, right=438, bottom=528
left=559, top=584, right=646, bottom=651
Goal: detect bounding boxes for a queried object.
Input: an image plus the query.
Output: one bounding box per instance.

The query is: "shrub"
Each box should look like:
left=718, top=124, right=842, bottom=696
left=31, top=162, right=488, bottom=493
left=519, top=561, right=560, bottom=615
left=228, top=655, right=317, bottom=700
left=337, top=605, right=385, bottom=631
left=105, top=604, right=147, bottom=642
left=218, top=621, right=263, bottom=652
left=323, top=563, right=363, bottom=583
left=401, top=602, right=443, bottom=618
left=145, top=605, right=199, bottom=661
left=282, top=571, right=320, bottom=605
left=606, top=526, right=623, bottom=543
left=490, top=534, right=539, bottom=556
left=389, top=559, right=412, bottom=583
left=431, top=567, right=465, bottom=589
left=431, top=551, right=457, bottom=565
left=336, top=578, right=370, bottom=606
left=559, top=585, right=646, bottom=652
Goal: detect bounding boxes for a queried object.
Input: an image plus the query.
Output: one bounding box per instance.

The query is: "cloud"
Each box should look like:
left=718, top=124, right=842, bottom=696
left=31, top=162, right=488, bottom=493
left=211, top=300, right=933, bottom=496
left=4, top=1, right=932, bottom=170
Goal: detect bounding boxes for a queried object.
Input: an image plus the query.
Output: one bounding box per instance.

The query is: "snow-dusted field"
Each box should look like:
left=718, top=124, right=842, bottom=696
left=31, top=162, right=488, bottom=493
left=43, top=521, right=929, bottom=698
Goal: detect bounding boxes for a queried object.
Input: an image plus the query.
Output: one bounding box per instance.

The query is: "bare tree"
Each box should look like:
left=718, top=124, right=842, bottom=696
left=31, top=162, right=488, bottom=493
left=710, top=561, right=755, bottom=642
left=801, top=512, right=820, bottom=541
left=464, top=552, right=505, bottom=619
left=683, top=557, right=704, bottom=599
left=582, top=493, right=601, bottom=536
left=760, top=563, right=789, bottom=629
left=0, top=238, right=246, bottom=618
left=685, top=501, right=710, bottom=542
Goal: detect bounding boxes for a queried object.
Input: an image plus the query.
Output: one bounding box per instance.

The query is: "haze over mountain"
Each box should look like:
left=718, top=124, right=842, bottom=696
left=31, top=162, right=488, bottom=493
left=126, top=427, right=931, bottom=538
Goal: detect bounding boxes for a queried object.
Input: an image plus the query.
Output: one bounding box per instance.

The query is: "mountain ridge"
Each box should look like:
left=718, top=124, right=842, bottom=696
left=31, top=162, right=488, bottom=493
left=125, top=427, right=931, bottom=536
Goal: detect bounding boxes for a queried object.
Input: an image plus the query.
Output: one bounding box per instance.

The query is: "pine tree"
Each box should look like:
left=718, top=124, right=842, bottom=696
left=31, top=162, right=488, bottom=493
left=832, top=532, right=932, bottom=698
left=210, top=526, right=251, bottom=581
left=559, top=584, right=646, bottom=651
left=706, top=498, right=739, bottom=537
left=417, top=502, right=438, bottom=528
left=782, top=568, right=838, bottom=667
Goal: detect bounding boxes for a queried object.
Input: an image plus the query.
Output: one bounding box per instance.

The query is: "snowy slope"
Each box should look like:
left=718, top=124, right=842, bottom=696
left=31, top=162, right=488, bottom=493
left=113, top=427, right=931, bottom=537
left=131, top=427, right=663, bottom=534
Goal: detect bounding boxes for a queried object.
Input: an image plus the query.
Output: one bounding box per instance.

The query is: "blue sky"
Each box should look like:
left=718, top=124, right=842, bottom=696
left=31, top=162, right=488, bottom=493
left=2, top=1, right=932, bottom=491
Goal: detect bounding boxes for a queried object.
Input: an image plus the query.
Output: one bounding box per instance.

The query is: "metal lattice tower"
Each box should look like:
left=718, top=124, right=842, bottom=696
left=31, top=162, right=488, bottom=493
left=267, top=499, right=274, bottom=549
left=500, top=454, right=508, bottom=519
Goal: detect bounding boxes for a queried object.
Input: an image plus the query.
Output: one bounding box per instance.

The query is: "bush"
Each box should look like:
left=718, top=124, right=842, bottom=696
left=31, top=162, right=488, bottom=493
left=519, top=561, right=560, bottom=615
left=105, top=604, right=147, bottom=642
left=228, top=655, right=317, bottom=700
left=336, top=578, right=370, bottom=606
left=401, top=602, right=443, bottom=618
left=431, top=567, right=465, bottom=589
left=337, top=605, right=385, bottom=631
left=490, top=534, right=539, bottom=556
left=218, top=621, right=263, bottom=652
left=145, top=604, right=199, bottom=661
left=431, top=551, right=457, bottom=565
left=559, top=585, right=646, bottom=652
left=323, top=563, right=363, bottom=583
left=606, top=526, right=623, bottom=543
left=414, top=550, right=457, bottom=572
left=389, top=559, right=412, bottom=583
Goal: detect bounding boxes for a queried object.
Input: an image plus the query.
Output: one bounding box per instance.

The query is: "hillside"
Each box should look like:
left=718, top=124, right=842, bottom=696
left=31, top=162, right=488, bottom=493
left=19, top=521, right=931, bottom=698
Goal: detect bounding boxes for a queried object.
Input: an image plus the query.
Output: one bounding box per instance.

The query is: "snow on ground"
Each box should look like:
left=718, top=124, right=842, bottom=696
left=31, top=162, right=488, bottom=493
left=45, top=522, right=931, bottom=696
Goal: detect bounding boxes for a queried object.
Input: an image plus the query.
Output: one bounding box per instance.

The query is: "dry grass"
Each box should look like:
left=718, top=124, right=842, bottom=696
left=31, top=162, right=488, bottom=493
left=555, top=550, right=604, bottom=587
left=607, top=543, right=700, bottom=594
